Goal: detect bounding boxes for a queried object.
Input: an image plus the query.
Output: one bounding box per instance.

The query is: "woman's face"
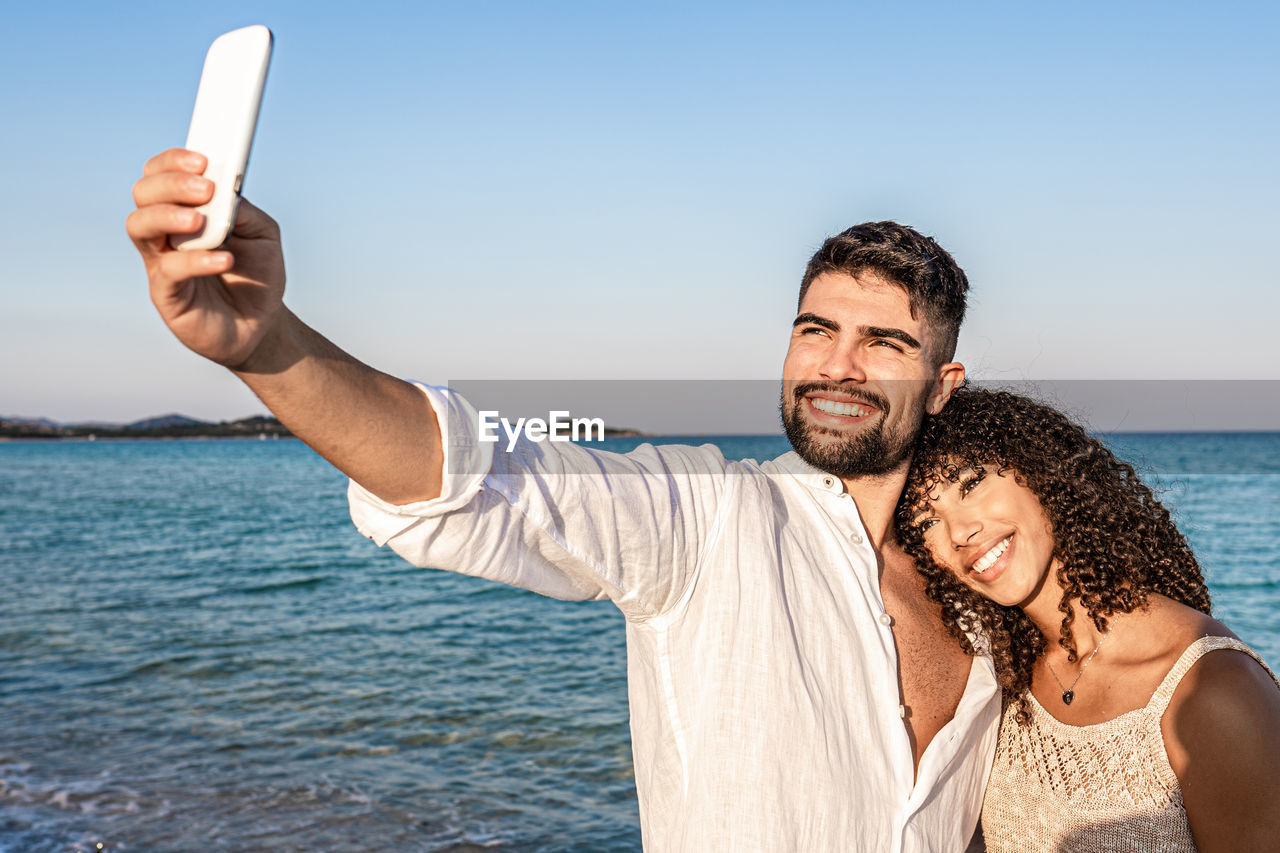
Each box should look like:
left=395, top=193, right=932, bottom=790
left=912, top=464, right=1061, bottom=608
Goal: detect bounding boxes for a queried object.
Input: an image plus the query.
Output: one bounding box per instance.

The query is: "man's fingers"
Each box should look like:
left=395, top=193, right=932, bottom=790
left=150, top=248, right=234, bottom=292
left=132, top=170, right=215, bottom=208
left=142, top=148, right=207, bottom=178
left=126, top=205, right=206, bottom=250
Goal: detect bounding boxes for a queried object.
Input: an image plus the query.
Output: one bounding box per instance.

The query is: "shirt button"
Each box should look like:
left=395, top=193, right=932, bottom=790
left=879, top=612, right=894, bottom=627
left=822, top=476, right=835, bottom=488
left=899, top=704, right=908, bottom=719
left=849, top=531, right=863, bottom=544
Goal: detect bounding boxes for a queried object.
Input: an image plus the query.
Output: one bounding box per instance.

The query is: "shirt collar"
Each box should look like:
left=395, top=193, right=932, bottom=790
left=772, top=451, right=848, bottom=495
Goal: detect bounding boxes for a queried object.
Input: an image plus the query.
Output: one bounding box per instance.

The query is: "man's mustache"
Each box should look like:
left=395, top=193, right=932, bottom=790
left=789, top=381, right=890, bottom=414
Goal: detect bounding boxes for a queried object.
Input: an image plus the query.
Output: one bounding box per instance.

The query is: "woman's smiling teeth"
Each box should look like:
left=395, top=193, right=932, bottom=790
left=972, top=536, right=1012, bottom=575
left=810, top=398, right=874, bottom=417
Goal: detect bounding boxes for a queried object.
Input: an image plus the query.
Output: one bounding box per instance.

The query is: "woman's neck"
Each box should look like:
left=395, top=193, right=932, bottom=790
left=1021, top=561, right=1107, bottom=659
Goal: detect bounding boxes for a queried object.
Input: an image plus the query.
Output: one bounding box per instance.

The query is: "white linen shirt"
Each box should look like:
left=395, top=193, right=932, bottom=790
left=348, top=385, right=1001, bottom=852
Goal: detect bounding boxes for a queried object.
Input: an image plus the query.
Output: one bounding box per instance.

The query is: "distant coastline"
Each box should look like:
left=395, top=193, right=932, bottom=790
left=0, top=413, right=649, bottom=441
left=0, top=413, right=293, bottom=440
left=4, top=411, right=1276, bottom=442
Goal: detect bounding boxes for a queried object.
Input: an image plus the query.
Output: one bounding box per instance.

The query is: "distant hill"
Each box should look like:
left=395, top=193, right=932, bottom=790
left=2, top=416, right=60, bottom=430
left=0, top=413, right=293, bottom=439
left=125, top=413, right=211, bottom=431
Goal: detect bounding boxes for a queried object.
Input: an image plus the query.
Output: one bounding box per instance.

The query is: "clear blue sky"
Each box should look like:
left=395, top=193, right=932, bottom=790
left=3, top=1, right=1277, bottom=427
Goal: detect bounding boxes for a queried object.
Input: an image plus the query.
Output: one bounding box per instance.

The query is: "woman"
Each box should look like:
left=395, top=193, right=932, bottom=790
left=895, top=387, right=1280, bottom=852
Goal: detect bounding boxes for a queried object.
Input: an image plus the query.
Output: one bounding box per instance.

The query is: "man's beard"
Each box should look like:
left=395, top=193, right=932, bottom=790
left=780, top=381, right=924, bottom=478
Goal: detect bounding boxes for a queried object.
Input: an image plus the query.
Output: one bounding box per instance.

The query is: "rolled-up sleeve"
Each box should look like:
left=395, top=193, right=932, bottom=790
left=347, top=383, right=734, bottom=620
left=347, top=384, right=492, bottom=544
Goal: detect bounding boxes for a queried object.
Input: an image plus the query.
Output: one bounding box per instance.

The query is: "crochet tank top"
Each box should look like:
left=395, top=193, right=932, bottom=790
left=980, top=636, right=1278, bottom=852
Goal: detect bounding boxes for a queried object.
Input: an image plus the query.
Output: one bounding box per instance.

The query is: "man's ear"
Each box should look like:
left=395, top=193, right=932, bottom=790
left=927, top=362, right=965, bottom=415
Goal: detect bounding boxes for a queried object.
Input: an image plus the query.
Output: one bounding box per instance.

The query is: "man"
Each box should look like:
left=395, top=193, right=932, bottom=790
left=127, top=148, right=1000, bottom=851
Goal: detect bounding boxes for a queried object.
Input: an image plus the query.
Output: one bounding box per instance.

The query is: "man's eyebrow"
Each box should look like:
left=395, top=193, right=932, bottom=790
left=793, top=312, right=839, bottom=332
left=862, top=326, right=921, bottom=350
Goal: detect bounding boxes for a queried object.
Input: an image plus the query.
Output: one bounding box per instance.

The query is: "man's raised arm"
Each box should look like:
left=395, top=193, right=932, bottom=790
left=126, top=148, right=442, bottom=504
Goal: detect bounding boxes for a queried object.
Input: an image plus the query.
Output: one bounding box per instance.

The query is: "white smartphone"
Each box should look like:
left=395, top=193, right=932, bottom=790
left=170, top=25, right=273, bottom=251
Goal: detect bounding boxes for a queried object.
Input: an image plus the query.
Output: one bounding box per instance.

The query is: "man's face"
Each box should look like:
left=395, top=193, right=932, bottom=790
left=780, top=272, right=963, bottom=479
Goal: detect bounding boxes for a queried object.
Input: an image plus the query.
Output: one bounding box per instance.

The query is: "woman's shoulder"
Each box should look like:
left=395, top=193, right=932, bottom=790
left=1150, top=599, right=1280, bottom=776
left=1158, top=625, right=1280, bottom=845
left=1134, top=596, right=1274, bottom=706
left=1120, top=595, right=1235, bottom=659
left=1144, top=592, right=1227, bottom=633
left=1102, top=597, right=1280, bottom=845
left=1106, top=596, right=1227, bottom=676
left=1162, top=636, right=1279, bottom=733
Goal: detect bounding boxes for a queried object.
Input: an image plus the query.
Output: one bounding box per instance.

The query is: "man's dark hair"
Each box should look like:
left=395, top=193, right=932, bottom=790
left=799, top=221, right=969, bottom=363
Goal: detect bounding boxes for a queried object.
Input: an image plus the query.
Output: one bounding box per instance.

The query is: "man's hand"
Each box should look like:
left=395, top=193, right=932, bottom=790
left=126, top=148, right=286, bottom=368
left=125, top=147, right=443, bottom=504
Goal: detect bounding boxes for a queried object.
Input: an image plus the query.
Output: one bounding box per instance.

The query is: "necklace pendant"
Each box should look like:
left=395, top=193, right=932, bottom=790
left=1062, top=690, right=1074, bottom=706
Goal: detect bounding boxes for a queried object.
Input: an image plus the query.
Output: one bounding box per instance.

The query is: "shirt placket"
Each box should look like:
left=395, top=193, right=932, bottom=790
left=819, top=473, right=919, bottom=849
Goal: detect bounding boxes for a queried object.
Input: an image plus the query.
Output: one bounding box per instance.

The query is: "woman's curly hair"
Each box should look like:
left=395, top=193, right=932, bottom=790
left=894, top=386, right=1211, bottom=725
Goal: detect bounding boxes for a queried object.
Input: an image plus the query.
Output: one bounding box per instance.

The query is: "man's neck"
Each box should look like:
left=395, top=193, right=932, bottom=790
left=841, top=465, right=911, bottom=550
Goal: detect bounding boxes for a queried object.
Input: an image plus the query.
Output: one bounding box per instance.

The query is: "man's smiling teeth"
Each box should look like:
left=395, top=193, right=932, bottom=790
left=810, top=398, right=874, bottom=417
left=972, top=536, right=1011, bottom=574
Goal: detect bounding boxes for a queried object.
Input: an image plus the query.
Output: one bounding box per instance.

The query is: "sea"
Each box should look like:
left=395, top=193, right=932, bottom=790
left=2, top=433, right=1277, bottom=852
